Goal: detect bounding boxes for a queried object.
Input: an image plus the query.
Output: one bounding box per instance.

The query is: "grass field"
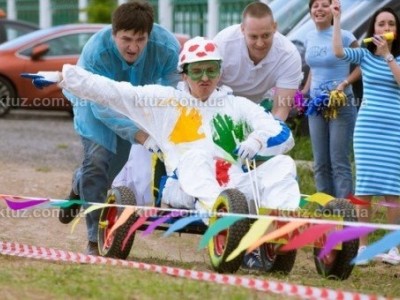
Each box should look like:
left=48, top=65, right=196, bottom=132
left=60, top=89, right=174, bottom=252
left=0, top=134, right=399, bottom=299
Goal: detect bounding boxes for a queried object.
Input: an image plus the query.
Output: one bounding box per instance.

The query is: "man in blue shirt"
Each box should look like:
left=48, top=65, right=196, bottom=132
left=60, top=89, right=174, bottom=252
left=60, top=1, right=180, bottom=255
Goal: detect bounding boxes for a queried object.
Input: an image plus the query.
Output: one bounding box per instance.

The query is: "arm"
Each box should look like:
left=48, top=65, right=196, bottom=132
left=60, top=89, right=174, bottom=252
left=238, top=97, right=294, bottom=158
left=331, top=0, right=345, bottom=58
left=59, top=64, right=171, bottom=140
left=373, top=37, right=400, bottom=86
left=272, top=88, right=297, bottom=121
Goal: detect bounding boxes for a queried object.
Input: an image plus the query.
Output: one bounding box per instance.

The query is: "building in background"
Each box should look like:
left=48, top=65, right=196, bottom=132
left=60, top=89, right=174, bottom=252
left=0, top=0, right=254, bottom=38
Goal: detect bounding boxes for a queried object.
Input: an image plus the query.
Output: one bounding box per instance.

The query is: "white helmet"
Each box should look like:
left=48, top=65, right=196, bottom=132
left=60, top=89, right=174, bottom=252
left=177, top=36, right=223, bottom=72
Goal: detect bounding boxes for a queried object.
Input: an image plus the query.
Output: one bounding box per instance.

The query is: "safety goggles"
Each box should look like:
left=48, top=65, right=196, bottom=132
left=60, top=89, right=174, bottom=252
left=187, top=61, right=221, bottom=81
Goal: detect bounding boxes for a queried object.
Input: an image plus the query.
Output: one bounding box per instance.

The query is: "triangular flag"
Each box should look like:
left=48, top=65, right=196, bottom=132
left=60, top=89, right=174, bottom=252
left=105, top=207, right=136, bottom=242
left=163, top=215, right=204, bottom=237
left=226, top=218, right=273, bottom=262
left=70, top=214, right=82, bottom=234
left=121, top=209, right=156, bottom=251
left=4, top=197, right=49, bottom=210
left=82, top=203, right=110, bottom=214
left=306, top=193, right=334, bottom=206
left=347, top=195, right=371, bottom=206
left=141, top=211, right=183, bottom=237
left=52, top=200, right=85, bottom=208
left=319, top=226, right=375, bottom=259
left=281, top=224, right=336, bottom=251
left=352, top=230, right=400, bottom=264
left=247, top=221, right=308, bottom=253
left=198, top=216, right=244, bottom=249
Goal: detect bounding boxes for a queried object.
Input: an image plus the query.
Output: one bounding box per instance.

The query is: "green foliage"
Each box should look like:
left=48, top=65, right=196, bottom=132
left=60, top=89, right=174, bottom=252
left=86, top=0, right=116, bottom=24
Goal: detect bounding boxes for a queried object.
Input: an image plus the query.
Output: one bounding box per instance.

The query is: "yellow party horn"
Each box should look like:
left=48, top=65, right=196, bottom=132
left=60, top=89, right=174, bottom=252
left=363, top=32, right=395, bottom=43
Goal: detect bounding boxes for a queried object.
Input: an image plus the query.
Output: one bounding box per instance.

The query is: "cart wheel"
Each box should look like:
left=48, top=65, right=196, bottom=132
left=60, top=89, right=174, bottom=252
left=98, top=186, right=137, bottom=259
left=313, top=198, right=359, bottom=280
left=208, top=189, right=250, bottom=273
left=259, top=243, right=297, bottom=275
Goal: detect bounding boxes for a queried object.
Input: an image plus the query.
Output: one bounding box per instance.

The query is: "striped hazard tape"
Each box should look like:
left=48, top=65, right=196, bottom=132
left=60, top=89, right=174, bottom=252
left=0, top=241, right=391, bottom=300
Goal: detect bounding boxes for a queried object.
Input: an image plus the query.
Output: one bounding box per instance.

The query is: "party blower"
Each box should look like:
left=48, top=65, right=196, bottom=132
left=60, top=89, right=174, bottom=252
left=363, top=32, right=395, bottom=43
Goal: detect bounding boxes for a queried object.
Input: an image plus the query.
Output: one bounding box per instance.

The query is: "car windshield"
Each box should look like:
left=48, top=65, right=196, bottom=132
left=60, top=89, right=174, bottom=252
left=0, top=26, right=56, bottom=50
left=270, top=0, right=309, bottom=35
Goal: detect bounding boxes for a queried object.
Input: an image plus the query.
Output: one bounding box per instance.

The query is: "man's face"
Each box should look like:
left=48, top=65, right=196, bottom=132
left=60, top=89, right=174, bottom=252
left=113, top=29, right=149, bottom=64
left=183, top=61, right=221, bottom=101
left=241, top=15, right=276, bottom=64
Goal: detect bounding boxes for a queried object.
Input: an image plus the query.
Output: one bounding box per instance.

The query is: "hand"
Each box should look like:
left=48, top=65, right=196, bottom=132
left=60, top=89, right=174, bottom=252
left=330, top=0, right=341, bottom=18
left=21, top=71, right=62, bottom=89
left=143, top=135, right=160, bottom=153
left=234, top=136, right=262, bottom=160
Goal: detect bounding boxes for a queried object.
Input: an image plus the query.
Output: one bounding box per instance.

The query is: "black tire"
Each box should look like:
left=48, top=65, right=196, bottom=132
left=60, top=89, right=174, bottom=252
left=0, top=76, right=15, bottom=117
left=208, top=188, right=250, bottom=273
left=313, top=198, right=359, bottom=280
left=259, top=243, right=297, bottom=275
left=98, top=186, right=137, bottom=259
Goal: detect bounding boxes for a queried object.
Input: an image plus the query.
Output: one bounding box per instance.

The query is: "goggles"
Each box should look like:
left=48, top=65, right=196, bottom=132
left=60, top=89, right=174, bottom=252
left=187, top=61, right=221, bottom=81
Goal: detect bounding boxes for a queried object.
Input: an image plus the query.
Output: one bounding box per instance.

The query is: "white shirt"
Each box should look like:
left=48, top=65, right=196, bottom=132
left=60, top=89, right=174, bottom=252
left=214, top=24, right=302, bottom=102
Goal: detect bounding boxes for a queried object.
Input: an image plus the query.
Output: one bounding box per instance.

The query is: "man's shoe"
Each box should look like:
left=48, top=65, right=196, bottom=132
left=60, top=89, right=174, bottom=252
left=85, top=241, right=99, bottom=256
left=242, top=248, right=264, bottom=271
left=58, top=190, right=82, bottom=224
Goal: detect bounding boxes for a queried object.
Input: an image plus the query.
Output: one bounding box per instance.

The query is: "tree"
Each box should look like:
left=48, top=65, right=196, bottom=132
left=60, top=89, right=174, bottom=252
left=86, top=0, right=116, bottom=23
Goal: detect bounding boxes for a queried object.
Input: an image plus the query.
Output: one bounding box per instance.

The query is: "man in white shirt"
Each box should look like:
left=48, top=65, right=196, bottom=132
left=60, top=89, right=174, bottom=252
left=214, top=1, right=302, bottom=121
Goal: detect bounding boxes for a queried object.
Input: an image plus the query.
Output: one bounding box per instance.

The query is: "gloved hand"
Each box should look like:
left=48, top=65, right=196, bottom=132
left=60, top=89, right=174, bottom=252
left=143, top=136, right=163, bottom=161
left=234, top=136, right=262, bottom=159
left=21, top=71, right=62, bottom=89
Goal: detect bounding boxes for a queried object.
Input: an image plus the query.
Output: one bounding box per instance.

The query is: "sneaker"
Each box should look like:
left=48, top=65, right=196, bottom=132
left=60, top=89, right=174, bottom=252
left=58, top=189, right=82, bottom=224
left=354, top=246, right=369, bottom=266
left=85, top=241, right=99, bottom=256
left=380, top=247, right=400, bottom=265
left=242, top=248, right=264, bottom=271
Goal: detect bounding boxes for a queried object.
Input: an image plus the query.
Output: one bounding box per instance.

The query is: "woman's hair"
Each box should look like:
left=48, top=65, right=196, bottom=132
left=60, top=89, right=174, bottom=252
left=365, top=7, right=400, bottom=57
left=308, top=0, right=332, bottom=11
left=112, top=1, right=154, bottom=35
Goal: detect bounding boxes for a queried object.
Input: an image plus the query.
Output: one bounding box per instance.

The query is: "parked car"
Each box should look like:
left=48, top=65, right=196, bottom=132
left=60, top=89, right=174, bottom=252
left=0, top=24, right=190, bottom=117
left=0, top=18, right=39, bottom=44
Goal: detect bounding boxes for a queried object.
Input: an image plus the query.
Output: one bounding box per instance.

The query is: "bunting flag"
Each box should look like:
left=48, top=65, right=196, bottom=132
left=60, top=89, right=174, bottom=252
left=163, top=215, right=204, bottom=237
left=3, top=197, right=49, bottom=210
left=105, top=207, right=136, bottom=242
left=318, top=226, right=375, bottom=259
left=226, top=218, right=273, bottom=262
left=347, top=195, right=371, bottom=206
left=52, top=199, right=85, bottom=208
left=198, top=216, right=244, bottom=249
left=122, top=209, right=157, bottom=251
left=247, top=221, right=308, bottom=253
left=376, top=201, right=400, bottom=208
left=352, top=230, right=400, bottom=264
left=141, top=211, right=183, bottom=237
left=280, top=224, right=336, bottom=252
left=305, top=193, right=334, bottom=207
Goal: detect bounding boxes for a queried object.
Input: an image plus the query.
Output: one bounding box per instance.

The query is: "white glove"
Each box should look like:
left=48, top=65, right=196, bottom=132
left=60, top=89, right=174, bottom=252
left=235, top=136, right=263, bottom=159
left=143, top=136, right=164, bottom=161
left=21, top=71, right=62, bottom=89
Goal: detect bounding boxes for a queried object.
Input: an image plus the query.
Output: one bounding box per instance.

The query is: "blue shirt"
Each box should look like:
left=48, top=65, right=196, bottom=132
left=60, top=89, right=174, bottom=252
left=64, top=24, right=180, bottom=153
left=305, top=27, right=355, bottom=97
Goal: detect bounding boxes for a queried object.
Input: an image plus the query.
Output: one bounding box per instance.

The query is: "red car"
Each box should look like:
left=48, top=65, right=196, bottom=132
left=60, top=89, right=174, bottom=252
left=0, top=24, right=189, bottom=117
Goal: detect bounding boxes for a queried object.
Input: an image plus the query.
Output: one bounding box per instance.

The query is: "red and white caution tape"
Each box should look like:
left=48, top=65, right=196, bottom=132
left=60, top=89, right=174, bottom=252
left=0, top=241, right=390, bottom=300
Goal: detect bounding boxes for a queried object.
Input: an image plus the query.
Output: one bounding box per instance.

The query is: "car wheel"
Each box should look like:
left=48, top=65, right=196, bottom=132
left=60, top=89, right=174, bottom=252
left=0, top=76, right=16, bottom=117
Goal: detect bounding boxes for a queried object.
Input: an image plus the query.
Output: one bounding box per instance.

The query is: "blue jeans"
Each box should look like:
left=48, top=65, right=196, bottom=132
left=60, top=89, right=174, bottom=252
left=73, top=136, right=131, bottom=243
left=308, top=102, right=356, bottom=198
